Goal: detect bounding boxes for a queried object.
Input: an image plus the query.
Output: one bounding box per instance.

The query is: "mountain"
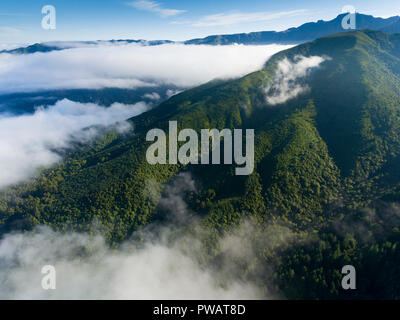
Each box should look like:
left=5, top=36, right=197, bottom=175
left=0, top=85, right=182, bottom=115
left=185, top=13, right=400, bottom=45
left=0, top=39, right=175, bottom=54
left=3, top=13, right=400, bottom=55
left=2, top=43, right=65, bottom=54
left=2, top=30, right=400, bottom=299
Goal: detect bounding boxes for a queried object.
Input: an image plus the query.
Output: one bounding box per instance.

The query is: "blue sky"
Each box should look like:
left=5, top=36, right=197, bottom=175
left=1, top=0, right=400, bottom=44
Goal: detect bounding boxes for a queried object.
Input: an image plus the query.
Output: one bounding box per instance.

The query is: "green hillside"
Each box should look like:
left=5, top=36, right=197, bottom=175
left=2, top=30, right=400, bottom=299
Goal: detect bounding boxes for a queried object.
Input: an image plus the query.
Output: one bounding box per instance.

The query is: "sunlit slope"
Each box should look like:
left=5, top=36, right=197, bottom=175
left=2, top=30, right=400, bottom=244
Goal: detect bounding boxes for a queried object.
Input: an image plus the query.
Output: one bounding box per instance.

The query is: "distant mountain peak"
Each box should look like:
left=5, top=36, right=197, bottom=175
left=3, top=13, right=400, bottom=55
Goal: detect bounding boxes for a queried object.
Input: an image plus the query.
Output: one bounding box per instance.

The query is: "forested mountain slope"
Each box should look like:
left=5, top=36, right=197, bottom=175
left=2, top=30, right=400, bottom=298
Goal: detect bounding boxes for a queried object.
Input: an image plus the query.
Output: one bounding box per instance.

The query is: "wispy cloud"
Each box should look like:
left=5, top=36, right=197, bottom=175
left=265, top=55, right=326, bottom=105
left=0, top=99, right=148, bottom=189
left=0, top=43, right=292, bottom=92
left=0, top=172, right=298, bottom=299
left=178, top=9, right=308, bottom=27
left=127, top=0, right=186, bottom=17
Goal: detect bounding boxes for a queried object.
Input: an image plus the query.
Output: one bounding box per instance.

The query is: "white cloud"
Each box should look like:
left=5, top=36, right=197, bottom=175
left=0, top=224, right=265, bottom=300
left=0, top=173, right=293, bottom=299
left=42, top=41, right=133, bottom=49
left=127, top=0, right=186, bottom=17
left=0, top=42, right=293, bottom=189
left=186, top=10, right=308, bottom=27
left=0, top=173, right=259, bottom=299
left=0, top=99, right=149, bottom=189
left=265, top=55, right=326, bottom=105
left=143, top=92, right=161, bottom=101
left=0, top=43, right=293, bottom=93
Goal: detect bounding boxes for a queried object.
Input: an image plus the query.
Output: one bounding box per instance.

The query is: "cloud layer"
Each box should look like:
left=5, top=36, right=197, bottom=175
left=0, top=173, right=270, bottom=300
left=0, top=99, right=148, bottom=189
left=265, top=55, right=326, bottom=105
left=0, top=43, right=293, bottom=189
left=0, top=43, right=293, bottom=94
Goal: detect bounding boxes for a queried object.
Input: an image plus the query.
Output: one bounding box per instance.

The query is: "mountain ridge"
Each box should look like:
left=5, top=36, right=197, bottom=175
left=2, top=29, right=400, bottom=298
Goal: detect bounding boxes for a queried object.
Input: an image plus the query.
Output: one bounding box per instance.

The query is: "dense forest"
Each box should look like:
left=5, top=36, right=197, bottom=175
left=2, top=30, right=400, bottom=299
